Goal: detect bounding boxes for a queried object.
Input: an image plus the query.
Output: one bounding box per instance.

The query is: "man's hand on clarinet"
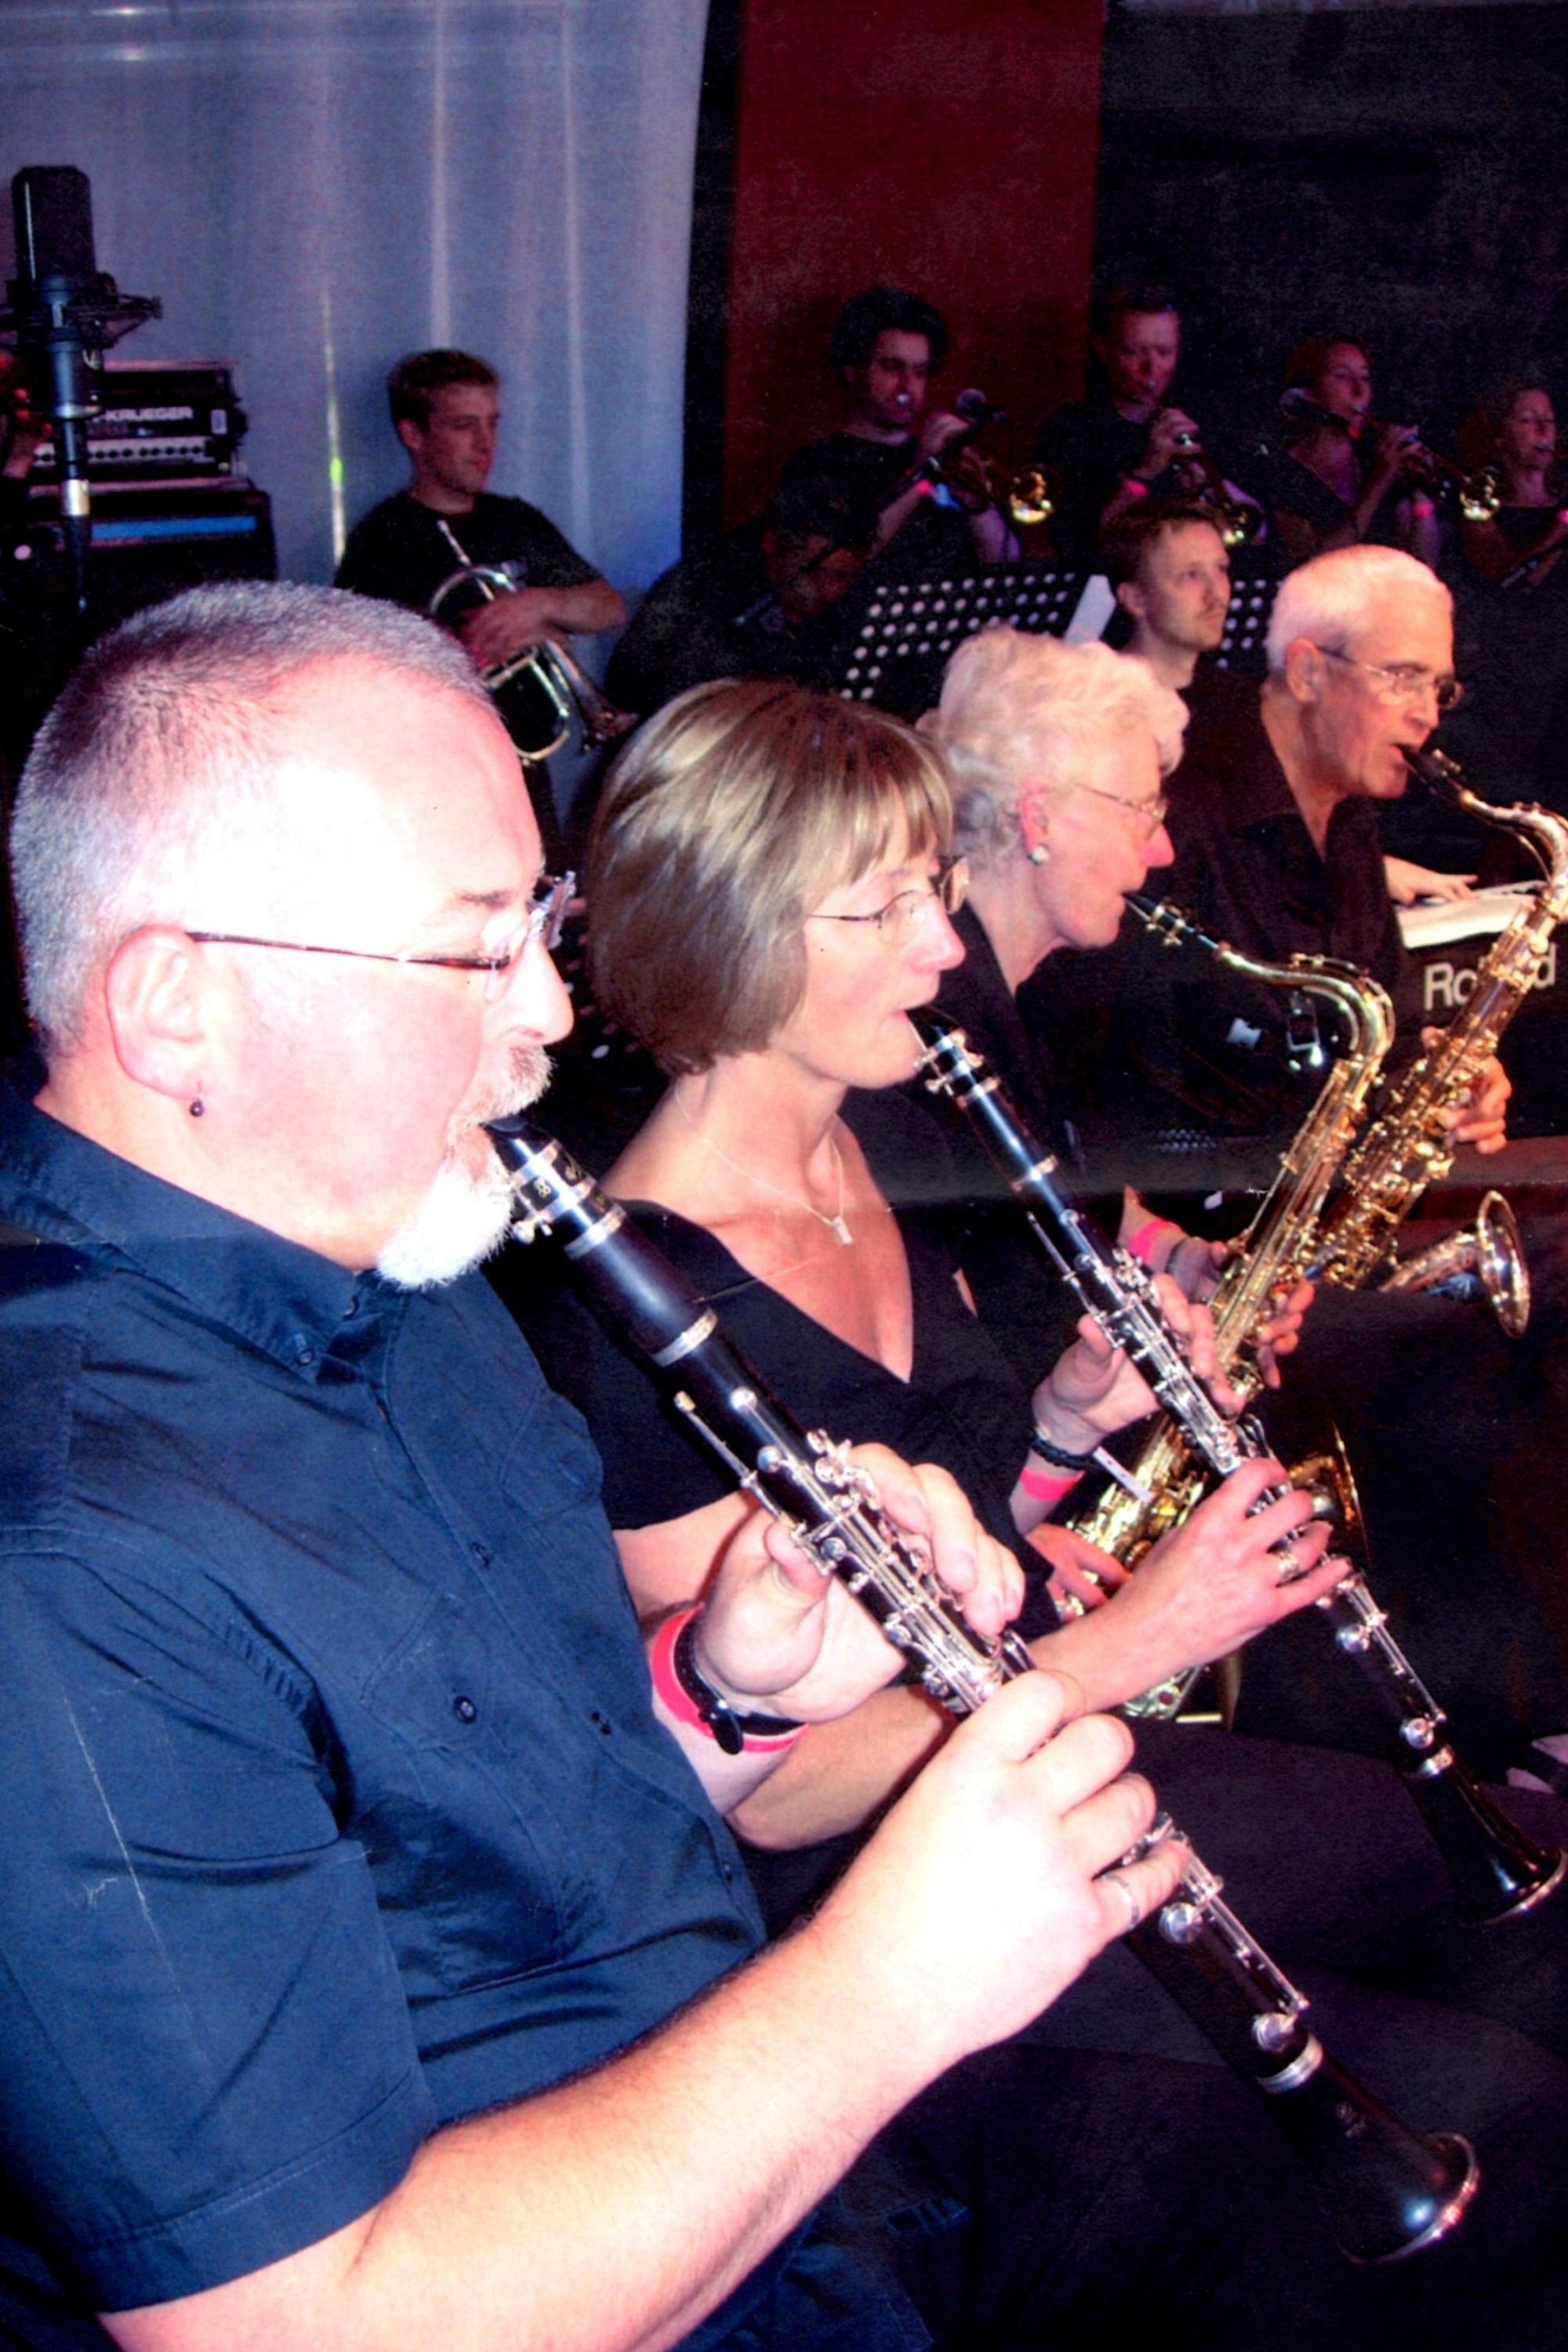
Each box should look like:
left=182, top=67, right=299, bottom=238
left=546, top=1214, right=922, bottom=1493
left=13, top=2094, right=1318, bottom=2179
left=815, top=1671, right=1186, bottom=2071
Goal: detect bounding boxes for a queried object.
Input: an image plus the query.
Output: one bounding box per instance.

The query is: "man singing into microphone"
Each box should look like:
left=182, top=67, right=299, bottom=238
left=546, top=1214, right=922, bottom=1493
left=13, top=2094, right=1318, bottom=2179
left=779, top=287, right=1018, bottom=579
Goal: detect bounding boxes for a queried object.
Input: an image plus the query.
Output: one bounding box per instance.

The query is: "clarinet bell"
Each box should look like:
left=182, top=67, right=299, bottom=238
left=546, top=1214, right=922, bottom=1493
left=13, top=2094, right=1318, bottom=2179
left=1273, top=2055, right=1479, bottom=2264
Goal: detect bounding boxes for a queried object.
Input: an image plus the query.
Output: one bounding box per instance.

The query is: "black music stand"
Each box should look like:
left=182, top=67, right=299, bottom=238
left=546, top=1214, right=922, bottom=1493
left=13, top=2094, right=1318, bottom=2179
left=1214, top=552, right=1279, bottom=676
left=831, top=562, right=1104, bottom=717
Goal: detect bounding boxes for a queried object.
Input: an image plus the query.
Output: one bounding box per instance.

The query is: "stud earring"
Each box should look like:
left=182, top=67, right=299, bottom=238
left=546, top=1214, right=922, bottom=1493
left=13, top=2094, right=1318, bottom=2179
left=1028, top=843, right=1049, bottom=866
left=188, top=1095, right=205, bottom=1118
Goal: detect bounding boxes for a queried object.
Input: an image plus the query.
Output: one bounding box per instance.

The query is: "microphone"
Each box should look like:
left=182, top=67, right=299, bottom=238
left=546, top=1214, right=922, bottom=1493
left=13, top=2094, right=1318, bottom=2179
left=1, top=166, right=159, bottom=613
left=954, top=387, right=1007, bottom=429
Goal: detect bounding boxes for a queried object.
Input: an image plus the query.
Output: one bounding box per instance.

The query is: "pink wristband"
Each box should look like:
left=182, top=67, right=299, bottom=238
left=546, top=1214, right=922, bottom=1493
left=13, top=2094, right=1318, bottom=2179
left=648, top=1606, right=706, bottom=1730
left=647, top=1607, right=805, bottom=1754
left=1124, top=1214, right=1173, bottom=1268
left=1020, top=1462, right=1083, bottom=1507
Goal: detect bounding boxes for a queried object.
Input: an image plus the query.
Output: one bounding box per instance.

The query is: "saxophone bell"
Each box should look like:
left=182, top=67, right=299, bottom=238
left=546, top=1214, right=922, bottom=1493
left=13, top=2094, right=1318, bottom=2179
left=1380, top=1189, right=1531, bottom=1338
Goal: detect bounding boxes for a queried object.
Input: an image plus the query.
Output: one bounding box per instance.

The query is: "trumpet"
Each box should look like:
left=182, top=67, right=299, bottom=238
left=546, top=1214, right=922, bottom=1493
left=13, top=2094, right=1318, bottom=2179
left=427, top=558, right=637, bottom=760
left=489, top=1112, right=1479, bottom=2266
left=1394, top=444, right=1502, bottom=524
left=1168, top=426, right=1264, bottom=547
left=1277, top=394, right=1501, bottom=524
left=993, top=462, right=1060, bottom=530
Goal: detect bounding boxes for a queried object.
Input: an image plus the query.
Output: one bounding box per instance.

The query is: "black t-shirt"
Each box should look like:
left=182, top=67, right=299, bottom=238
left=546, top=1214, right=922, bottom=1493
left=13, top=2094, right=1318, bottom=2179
left=1490, top=506, right=1566, bottom=557
left=521, top=1091, right=1055, bottom=1635
left=1260, top=447, right=1410, bottom=558
left=1033, top=390, right=1174, bottom=568
left=779, top=433, right=975, bottom=582
left=334, top=489, right=602, bottom=612
left=604, top=523, right=844, bottom=720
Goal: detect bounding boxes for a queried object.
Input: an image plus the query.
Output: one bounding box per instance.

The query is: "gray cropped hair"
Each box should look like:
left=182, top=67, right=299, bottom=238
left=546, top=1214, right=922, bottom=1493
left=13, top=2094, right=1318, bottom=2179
left=927, top=628, right=1188, bottom=873
left=9, top=580, right=487, bottom=1054
left=1265, top=546, right=1450, bottom=674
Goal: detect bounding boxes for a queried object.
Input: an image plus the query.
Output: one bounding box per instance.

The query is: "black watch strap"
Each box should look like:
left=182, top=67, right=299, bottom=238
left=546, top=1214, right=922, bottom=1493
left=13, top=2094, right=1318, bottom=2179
left=1029, top=1428, right=1099, bottom=1474
left=673, top=1616, right=804, bottom=1758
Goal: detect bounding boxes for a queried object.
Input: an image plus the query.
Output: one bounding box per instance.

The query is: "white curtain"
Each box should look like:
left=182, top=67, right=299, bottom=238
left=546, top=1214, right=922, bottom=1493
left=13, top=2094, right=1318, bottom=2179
left=0, top=0, right=708, bottom=595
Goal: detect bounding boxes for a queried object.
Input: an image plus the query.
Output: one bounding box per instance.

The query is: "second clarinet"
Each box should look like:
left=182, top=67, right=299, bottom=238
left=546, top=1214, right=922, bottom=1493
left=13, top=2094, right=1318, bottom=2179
left=910, top=1007, right=1564, bottom=1929
left=489, top=1111, right=1476, bottom=2266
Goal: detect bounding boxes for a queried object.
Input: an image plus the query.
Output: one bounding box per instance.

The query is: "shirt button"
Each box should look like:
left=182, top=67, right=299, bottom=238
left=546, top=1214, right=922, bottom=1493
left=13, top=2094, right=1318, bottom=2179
left=589, top=1709, right=612, bottom=1737
left=452, top=1694, right=477, bottom=1724
left=470, top=1541, right=491, bottom=1566
left=295, top=1341, right=317, bottom=1368
left=343, top=1296, right=360, bottom=1320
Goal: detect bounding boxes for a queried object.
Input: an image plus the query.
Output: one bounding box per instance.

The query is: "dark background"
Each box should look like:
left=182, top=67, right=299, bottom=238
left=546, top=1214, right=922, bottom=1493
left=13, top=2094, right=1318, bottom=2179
left=1094, top=1, right=1568, bottom=470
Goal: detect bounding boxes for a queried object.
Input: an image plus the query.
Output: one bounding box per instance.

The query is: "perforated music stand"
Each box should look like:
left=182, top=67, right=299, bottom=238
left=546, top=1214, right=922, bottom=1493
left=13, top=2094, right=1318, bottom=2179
left=1214, top=554, right=1279, bottom=675
left=832, top=563, right=1098, bottom=717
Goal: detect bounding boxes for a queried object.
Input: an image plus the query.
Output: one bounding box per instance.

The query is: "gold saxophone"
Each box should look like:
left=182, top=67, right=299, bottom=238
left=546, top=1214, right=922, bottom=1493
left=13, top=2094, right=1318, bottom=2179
left=1069, top=895, right=1396, bottom=1588
left=1305, top=746, right=1568, bottom=1316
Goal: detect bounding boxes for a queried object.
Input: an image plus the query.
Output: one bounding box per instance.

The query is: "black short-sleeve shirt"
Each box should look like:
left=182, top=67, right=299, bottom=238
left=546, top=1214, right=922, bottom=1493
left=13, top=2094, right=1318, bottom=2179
left=779, top=434, right=976, bottom=583
left=1036, top=699, right=1420, bottom=1161
left=334, top=488, right=602, bottom=612
left=1033, top=390, right=1175, bottom=568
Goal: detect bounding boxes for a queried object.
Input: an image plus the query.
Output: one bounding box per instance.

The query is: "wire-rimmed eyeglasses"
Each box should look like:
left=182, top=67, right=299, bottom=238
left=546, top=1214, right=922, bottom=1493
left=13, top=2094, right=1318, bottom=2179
left=1072, top=781, right=1171, bottom=837
left=1316, top=647, right=1464, bottom=713
left=185, top=872, right=575, bottom=1001
left=806, top=858, right=970, bottom=949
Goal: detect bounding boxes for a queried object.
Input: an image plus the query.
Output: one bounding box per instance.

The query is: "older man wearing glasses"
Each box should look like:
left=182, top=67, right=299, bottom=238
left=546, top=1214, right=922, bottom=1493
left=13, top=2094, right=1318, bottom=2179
left=1040, top=543, right=1508, bottom=1170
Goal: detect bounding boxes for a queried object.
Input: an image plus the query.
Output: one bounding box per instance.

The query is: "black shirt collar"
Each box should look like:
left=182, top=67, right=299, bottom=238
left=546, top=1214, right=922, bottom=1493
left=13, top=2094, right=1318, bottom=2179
left=1203, top=705, right=1382, bottom=862
left=0, top=1087, right=375, bottom=1375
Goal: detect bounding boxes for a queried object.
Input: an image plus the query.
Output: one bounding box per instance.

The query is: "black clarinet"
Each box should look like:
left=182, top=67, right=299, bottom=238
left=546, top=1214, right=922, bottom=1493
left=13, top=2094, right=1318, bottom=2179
left=911, top=1007, right=1565, bottom=1930
left=488, top=1112, right=1477, bottom=2264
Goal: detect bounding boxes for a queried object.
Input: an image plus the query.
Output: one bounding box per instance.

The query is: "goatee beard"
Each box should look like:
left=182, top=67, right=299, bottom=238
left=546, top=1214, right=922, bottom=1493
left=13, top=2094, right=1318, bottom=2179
left=376, top=1047, right=551, bottom=1290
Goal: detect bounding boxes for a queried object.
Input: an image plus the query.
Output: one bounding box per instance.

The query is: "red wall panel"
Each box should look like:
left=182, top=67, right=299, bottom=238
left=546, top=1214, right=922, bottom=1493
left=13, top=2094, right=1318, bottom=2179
left=720, top=0, right=1106, bottom=527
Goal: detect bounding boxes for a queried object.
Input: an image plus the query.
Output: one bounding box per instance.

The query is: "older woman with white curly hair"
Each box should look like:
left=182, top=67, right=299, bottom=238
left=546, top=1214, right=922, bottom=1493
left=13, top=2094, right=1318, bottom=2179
left=919, top=627, right=1309, bottom=1357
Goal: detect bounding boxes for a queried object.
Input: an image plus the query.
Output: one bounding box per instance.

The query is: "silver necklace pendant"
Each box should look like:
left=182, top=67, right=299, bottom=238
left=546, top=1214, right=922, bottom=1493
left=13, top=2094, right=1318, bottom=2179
left=828, top=1215, right=854, bottom=1247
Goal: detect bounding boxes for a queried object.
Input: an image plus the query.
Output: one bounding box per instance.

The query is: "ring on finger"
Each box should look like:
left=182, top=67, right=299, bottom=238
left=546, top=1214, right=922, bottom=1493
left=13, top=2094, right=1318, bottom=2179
left=1272, top=1543, right=1303, bottom=1585
left=1104, top=1871, right=1143, bottom=1935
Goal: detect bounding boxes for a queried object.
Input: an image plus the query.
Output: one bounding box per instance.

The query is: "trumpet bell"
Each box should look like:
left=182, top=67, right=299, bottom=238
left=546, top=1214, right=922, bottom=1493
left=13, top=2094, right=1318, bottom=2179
left=1459, top=464, right=1503, bottom=525
left=426, top=560, right=638, bottom=761
left=1005, top=466, right=1058, bottom=529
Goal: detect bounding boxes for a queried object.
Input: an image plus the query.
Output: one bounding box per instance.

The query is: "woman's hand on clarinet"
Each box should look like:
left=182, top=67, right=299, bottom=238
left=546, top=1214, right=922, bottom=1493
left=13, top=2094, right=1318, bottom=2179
left=699, top=1447, right=1023, bottom=1724
left=1073, top=1457, right=1344, bottom=1700
left=1034, top=1279, right=1243, bottom=1451
left=1028, top=1523, right=1131, bottom=1613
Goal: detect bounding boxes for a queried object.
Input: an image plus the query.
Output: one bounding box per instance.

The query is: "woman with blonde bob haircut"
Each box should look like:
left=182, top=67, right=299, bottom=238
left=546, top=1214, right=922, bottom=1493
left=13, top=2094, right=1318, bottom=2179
left=559, top=674, right=1338, bottom=1835
left=528, top=679, right=1568, bottom=2350
left=586, top=678, right=953, bottom=1076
